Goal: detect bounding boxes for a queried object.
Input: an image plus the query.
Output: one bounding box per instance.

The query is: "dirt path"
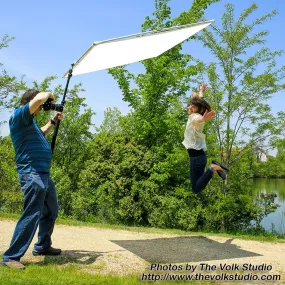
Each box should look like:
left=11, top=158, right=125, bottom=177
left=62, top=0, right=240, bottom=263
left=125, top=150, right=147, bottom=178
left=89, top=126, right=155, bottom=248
left=0, top=220, right=284, bottom=282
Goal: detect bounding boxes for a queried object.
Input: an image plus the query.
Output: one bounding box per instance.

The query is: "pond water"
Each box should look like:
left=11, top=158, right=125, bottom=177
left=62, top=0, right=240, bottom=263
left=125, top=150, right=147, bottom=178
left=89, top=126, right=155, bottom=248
left=252, top=178, right=285, bottom=234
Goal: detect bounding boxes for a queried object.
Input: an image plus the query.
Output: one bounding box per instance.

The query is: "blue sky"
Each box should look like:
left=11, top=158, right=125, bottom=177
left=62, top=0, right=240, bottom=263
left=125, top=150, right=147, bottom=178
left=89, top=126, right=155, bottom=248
left=0, top=0, right=284, bottom=137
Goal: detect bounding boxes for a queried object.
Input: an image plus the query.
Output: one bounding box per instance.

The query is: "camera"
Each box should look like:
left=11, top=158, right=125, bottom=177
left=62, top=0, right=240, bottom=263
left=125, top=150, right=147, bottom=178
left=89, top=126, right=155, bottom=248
left=42, top=98, right=64, bottom=112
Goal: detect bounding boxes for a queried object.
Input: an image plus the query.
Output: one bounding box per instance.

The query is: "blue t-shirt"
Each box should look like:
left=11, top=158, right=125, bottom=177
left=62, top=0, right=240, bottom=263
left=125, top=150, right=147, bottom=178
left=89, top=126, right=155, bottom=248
left=9, top=103, right=52, bottom=173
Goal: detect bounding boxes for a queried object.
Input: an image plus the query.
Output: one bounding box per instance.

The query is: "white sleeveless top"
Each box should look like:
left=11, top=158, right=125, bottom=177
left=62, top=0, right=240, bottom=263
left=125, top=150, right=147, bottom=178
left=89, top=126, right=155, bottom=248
left=182, top=113, right=206, bottom=151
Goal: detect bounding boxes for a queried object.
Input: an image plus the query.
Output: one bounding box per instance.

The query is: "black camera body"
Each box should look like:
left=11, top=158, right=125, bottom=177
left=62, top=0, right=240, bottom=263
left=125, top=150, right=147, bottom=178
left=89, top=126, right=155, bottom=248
left=42, top=98, right=64, bottom=112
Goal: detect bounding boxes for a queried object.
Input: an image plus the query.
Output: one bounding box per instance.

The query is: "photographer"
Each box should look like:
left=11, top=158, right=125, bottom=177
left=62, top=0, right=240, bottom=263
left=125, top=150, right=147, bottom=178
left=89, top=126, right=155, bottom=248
left=2, top=90, right=63, bottom=270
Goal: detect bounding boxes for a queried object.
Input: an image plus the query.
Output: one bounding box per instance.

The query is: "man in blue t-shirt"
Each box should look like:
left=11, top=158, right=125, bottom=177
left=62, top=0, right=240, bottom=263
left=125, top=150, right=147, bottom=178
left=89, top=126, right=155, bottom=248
left=2, top=90, right=64, bottom=270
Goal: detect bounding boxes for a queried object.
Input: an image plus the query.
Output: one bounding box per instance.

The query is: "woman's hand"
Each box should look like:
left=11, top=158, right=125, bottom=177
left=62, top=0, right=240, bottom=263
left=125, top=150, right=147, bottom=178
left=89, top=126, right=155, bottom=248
left=202, top=110, right=216, bottom=121
left=199, top=83, right=207, bottom=93
left=198, top=83, right=207, bottom=98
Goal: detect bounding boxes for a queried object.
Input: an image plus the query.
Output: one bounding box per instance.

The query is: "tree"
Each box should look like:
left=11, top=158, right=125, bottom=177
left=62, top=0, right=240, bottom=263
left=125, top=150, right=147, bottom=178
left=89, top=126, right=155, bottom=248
left=74, top=0, right=222, bottom=228
left=75, top=108, right=202, bottom=230
left=2, top=1, right=281, bottom=235
left=253, top=138, right=285, bottom=178
left=0, top=34, right=26, bottom=213
left=33, top=77, right=95, bottom=215
left=109, top=0, right=220, bottom=152
left=197, top=3, right=285, bottom=168
left=6, top=76, right=95, bottom=216
left=105, top=1, right=284, bottom=232
left=193, top=3, right=285, bottom=230
left=0, top=137, right=22, bottom=213
left=0, top=34, right=26, bottom=109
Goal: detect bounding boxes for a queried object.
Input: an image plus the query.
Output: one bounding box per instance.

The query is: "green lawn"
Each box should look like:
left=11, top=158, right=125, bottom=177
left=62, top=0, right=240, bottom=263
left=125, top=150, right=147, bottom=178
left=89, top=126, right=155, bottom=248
left=1, top=263, right=138, bottom=285
left=0, top=259, right=214, bottom=285
left=0, top=213, right=284, bottom=284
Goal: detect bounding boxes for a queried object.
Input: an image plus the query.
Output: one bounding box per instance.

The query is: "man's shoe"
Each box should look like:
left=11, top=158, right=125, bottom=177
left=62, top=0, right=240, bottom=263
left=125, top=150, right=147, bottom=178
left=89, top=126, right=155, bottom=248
left=2, top=260, right=26, bottom=270
left=212, top=160, right=229, bottom=172
left=32, top=246, right=62, bottom=256
left=217, top=170, right=227, bottom=180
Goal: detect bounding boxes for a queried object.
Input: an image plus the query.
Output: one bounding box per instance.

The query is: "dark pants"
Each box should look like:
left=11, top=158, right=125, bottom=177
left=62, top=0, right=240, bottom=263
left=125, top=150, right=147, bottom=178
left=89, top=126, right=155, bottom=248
left=2, top=172, right=58, bottom=262
left=188, top=149, right=213, bottom=194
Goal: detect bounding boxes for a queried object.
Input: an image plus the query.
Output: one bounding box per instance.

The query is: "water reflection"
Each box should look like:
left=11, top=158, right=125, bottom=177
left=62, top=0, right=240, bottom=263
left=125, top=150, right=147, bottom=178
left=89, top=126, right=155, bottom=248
left=252, top=179, right=285, bottom=234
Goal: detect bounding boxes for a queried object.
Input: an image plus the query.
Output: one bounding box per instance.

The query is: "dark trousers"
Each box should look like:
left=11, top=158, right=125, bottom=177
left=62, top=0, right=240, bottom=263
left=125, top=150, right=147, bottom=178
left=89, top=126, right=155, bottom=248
left=187, top=149, right=213, bottom=194
left=2, top=172, right=58, bottom=261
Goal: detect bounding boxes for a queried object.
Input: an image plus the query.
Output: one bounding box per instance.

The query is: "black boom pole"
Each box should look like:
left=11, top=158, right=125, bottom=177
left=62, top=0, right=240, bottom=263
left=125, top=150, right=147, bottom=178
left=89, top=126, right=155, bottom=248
left=51, top=63, right=74, bottom=153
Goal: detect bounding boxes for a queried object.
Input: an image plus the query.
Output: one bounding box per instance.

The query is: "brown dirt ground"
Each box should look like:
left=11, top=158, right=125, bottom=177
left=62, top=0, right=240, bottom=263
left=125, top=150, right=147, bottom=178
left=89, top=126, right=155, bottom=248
left=0, top=220, right=284, bottom=284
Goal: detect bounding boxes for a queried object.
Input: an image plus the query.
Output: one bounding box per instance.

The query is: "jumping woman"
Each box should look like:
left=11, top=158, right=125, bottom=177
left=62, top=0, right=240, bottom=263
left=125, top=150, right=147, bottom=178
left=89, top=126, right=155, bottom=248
left=182, top=84, right=229, bottom=194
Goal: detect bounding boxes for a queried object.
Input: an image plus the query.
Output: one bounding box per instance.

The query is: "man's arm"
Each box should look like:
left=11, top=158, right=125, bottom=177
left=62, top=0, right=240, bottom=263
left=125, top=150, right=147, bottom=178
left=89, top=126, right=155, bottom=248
left=41, top=112, right=64, bottom=137
left=29, top=92, right=55, bottom=114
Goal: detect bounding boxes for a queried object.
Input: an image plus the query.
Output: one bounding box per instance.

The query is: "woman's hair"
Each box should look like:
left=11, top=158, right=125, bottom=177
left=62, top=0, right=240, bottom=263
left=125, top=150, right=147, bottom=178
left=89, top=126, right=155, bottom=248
left=20, top=89, right=40, bottom=105
left=189, top=97, right=211, bottom=115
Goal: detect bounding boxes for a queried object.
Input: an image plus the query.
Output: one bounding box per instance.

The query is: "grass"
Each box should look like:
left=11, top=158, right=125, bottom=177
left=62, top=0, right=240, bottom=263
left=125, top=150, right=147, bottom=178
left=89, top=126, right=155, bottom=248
left=1, top=258, right=283, bottom=285
left=0, top=259, right=256, bottom=285
left=1, top=213, right=284, bottom=284
left=0, top=262, right=166, bottom=285
left=0, top=212, right=284, bottom=243
left=0, top=255, right=221, bottom=285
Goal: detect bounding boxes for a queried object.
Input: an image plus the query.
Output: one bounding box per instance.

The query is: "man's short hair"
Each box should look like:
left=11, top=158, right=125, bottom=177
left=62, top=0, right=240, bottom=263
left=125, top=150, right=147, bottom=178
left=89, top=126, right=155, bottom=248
left=20, top=90, right=40, bottom=106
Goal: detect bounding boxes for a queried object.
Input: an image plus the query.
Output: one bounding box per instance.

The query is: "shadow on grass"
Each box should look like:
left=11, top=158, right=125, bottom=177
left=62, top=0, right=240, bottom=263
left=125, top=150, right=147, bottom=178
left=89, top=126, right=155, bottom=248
left=24, top=249, right=125, bottom=266
left=111, top=236, right=262, bottom=263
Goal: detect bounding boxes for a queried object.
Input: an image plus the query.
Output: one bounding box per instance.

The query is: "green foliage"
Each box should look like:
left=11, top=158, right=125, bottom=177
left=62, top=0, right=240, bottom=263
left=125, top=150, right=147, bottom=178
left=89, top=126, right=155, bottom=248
left=33, top=78, right=95, bottom=216
left=253, top=193, right=280, bottom=230
left=92, top=0, right=219, bottom=228
left=0, top=1, right=283, bottom=237
left=197, top=3, right=285, bottom=167
left=109, top=0, right=218, bottom=150
left=74, top=126, right=157, bottom=223
left=3, top=76, right=95, bottom=216
left=74, top=110, right=204, bottom=229
left=0, top=34, right=26, bottom=109
left=0, top=137, right=22, bottom=213
left=190, top=3, right=285, bottom=231
left=72, top=1, right=282, bottom=233
left=253, top=138, right=285, bottom=178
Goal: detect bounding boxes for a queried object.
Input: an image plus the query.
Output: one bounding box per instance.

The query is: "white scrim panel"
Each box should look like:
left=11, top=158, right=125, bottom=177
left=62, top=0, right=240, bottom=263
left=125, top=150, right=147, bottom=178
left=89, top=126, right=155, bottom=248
left=64, top=21, right=213, bottom=77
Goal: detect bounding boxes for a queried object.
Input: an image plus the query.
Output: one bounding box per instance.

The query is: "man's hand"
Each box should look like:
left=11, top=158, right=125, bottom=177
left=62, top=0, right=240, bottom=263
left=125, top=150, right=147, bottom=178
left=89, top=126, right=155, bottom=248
left=41, top=112, right=64, bottom=136
left=41, top=92, right=55, bottom=102
left=202, top=110, right=216, bottom=122
left=52, top=112, right=64, bottom=123
left=29, top=92, right=55, bottom=114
